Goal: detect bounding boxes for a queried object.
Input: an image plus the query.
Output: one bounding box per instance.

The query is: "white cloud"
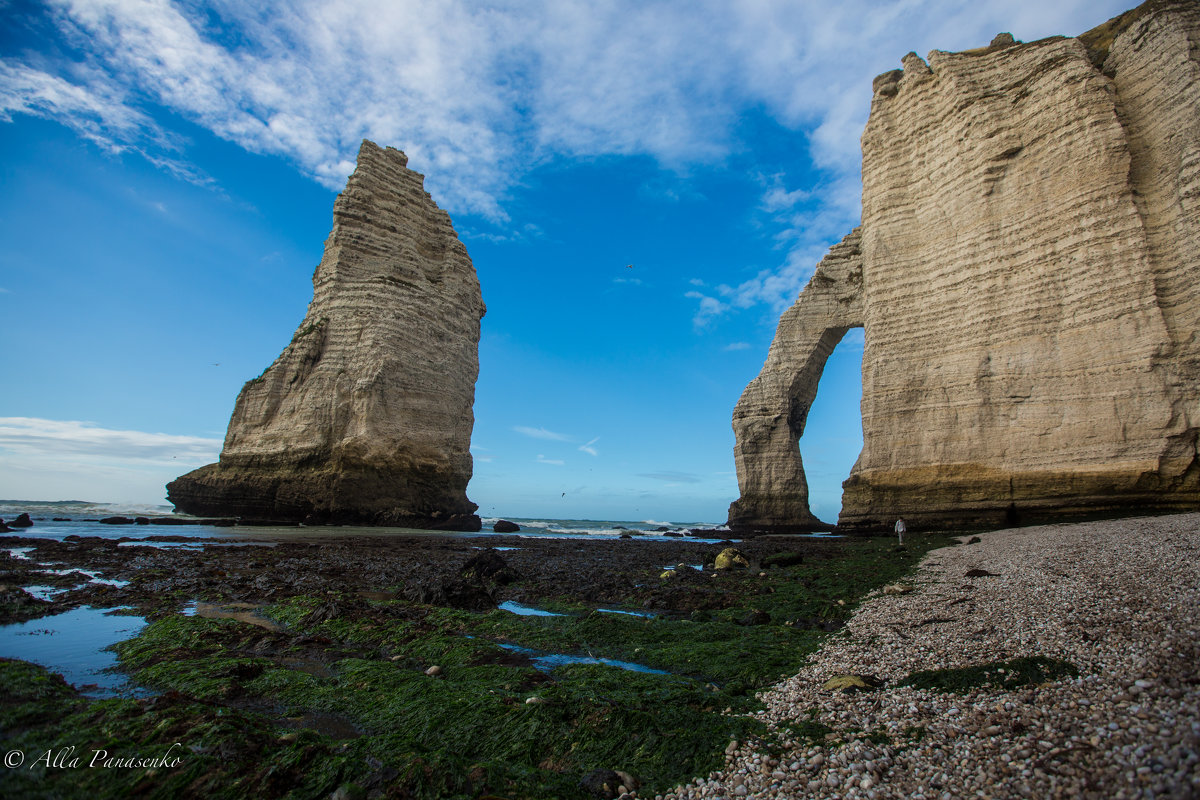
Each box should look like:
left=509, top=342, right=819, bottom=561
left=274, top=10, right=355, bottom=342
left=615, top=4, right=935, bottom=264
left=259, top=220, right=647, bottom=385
left=7, top=0, right=1129, bottom=226
left=0, top=417, right=221, bottom=464
left=685, top=289, right=730, bottom=329
left=0, top=417, right=222, bottom=504
left=578, top=437, right=599, bottom=457
left=513, top=425, right=572, bottom=441
left=722, top=342, right=751, bottom=351
left=759, top=173, right=812, bottom=213
left=0, top=58, right=211, bottom=185
left=536, top=454, right=564, bottom=466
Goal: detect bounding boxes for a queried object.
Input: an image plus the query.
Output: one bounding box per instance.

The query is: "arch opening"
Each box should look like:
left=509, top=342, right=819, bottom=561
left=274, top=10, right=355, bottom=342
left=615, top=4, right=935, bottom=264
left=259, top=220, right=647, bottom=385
left=797, top=327, right=864, bottom=525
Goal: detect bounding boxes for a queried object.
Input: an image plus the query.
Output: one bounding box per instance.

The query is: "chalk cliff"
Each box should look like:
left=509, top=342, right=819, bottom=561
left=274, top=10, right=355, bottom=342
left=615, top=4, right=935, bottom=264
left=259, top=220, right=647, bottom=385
left=168, top=140, right=486, bottom=530
left=730, top=0, right=1200, bottom=533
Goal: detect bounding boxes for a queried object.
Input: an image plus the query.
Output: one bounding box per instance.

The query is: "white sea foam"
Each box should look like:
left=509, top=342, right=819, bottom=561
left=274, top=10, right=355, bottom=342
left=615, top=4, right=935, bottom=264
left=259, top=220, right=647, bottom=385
left=0, top=500, right=174, bottom=518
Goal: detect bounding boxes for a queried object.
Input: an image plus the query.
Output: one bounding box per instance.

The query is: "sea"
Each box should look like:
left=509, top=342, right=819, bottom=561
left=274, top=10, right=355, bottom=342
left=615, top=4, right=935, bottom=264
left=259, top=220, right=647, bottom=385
left=0, top=500, right=739, bottom=543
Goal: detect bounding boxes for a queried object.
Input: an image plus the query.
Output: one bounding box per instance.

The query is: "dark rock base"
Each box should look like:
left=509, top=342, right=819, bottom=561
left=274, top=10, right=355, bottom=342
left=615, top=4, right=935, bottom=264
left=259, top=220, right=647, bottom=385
left=167, top=460, right=481, bottom=532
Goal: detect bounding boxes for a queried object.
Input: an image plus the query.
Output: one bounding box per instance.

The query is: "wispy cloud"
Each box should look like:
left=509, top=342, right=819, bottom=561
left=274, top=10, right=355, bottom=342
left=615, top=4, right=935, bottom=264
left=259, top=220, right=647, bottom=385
left=513, top=425, right=572, bottom=442
left=536, top=454, right=565, bottom=466
left=639, top=471, right=702, bottom=484
left=722, top=342, right=751, bottom=351
left=0, top=417, right=221, bottom=465
left=0, top=59, right=211, bottom=186
left=5, top=1, right=1127, bottom=233
left=684, top=290, right=729, bottom=329
left=578, top=437, right=599, bottom=457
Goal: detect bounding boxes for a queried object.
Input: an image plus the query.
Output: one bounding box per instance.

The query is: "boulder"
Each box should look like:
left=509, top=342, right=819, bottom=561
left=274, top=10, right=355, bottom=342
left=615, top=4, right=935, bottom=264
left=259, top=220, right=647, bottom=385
left=492, top=519, right=520, bottom=533
left=9, top=513, right=33, bottom=528
left=405, top=579, right=495, bottom=611
left=713, top=547, right=750, bottom=570
left=579, top=769, right=625, bottom=799
left=761, top=551, right=804, bottom=568
left=459, top=549, right=518, bottom=585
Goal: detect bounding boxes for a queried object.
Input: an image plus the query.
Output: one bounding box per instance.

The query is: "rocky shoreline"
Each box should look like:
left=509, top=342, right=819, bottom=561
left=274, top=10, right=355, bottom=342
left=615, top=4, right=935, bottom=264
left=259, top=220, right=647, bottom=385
left=1, top=523, right=931, bottom=798
left=661, top=513, right=1200, bottom=800
left=2, top=515, right=1195, bottom=798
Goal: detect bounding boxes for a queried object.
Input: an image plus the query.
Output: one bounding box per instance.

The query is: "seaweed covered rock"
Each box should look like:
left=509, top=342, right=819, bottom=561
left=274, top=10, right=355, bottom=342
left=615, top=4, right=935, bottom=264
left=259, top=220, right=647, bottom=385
left=459, top=549, right=519, bottom=585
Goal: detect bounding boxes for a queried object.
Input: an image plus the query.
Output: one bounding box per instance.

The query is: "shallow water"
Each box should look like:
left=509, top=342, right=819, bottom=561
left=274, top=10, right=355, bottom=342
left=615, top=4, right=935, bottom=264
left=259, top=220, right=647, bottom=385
left=21, top=585, right=65, bottom=602
left=498, top=600, right=567, bottom=617
left=596, top=607, right=656, bottom=618
left=36, top=567, right=130, bottom=588
left=182, top=600, right=281, bottom=631
left=0, top=606, right=149, bottom=698
left=496, top=642, right=670, bottom=675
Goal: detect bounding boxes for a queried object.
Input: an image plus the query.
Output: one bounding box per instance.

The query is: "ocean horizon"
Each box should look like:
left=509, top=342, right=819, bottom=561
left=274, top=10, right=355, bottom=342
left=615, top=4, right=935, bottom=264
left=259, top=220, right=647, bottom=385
left=0, top=499, right=737, bottom=541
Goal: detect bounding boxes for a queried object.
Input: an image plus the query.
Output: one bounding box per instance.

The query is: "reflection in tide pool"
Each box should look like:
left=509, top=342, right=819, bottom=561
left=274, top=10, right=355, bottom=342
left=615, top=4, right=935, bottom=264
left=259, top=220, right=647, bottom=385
left=497, top=642, right=670, bottom=675
left=596, top=607, right=656, bottom=618
left=498, top=600, right=567, bottom=617
left=21, top=585, right=65, bottom=602
left=0, top=606, right=149, bottom=698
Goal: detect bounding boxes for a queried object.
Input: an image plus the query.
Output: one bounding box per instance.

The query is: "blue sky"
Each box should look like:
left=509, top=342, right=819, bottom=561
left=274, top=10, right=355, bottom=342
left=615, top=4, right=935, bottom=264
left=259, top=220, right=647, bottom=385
left=0, top=0, right=1130, bottom=523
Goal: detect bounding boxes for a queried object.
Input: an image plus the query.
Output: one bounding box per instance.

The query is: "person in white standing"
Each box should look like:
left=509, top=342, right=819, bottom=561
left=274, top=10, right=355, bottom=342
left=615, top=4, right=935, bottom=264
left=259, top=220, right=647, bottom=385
left=894, top=518, right=906, bottom=545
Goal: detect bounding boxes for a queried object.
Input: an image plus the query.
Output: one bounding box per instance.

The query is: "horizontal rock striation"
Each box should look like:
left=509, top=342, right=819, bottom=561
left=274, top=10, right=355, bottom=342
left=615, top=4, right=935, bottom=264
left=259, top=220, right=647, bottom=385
left=730, top=1, right=1200, bottom=534
left=168, top=140, right=486, bottom=530
left=728, top=230, right=863, bottom=533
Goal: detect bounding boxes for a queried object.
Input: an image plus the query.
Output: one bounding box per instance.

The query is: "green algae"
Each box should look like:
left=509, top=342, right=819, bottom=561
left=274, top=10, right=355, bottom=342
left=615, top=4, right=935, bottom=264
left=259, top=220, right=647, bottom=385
left=899, top=656, right=1080, bottom=693
left=1, top=532, right=957, bottom=799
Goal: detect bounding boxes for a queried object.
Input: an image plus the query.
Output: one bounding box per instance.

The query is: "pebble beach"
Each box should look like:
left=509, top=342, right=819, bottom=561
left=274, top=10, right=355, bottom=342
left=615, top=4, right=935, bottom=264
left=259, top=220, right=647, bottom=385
left=658, top=513, right=1200, bottom=800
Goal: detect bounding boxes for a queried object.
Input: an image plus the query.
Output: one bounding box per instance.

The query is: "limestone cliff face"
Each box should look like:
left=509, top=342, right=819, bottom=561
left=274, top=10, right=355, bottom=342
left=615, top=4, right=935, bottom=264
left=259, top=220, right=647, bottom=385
left=728, top=230, right=863, bottom=532
left=168, top=140, right=486, bottom=530
left=730, top=1, right=1200, bottom=533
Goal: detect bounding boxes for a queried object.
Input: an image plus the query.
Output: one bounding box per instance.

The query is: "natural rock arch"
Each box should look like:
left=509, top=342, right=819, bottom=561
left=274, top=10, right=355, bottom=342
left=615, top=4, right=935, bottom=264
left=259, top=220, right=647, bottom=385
left=729, top=1, right=1200, bottom=534
left=728, top=229, right=864, bottom=532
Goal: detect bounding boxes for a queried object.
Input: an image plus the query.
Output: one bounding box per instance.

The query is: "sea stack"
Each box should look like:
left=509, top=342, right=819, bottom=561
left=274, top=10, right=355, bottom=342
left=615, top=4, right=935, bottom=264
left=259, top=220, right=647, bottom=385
left=168, top=140, right=486, bottom=530
left=730, top=1, right=1200, bottom=533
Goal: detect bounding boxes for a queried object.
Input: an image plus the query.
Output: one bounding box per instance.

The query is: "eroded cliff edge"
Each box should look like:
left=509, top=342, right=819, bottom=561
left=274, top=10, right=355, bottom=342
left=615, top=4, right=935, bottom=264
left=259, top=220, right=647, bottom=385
left=168, top=140, right=486, bottom=530
left=730, top=0, right=1200, bottom=533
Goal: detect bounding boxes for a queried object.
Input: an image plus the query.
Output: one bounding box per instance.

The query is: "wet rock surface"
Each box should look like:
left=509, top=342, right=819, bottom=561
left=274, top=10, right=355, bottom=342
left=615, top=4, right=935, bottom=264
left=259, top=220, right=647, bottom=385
left=0, top=531, right=850, bottom=625
left=0, top=525, right=887, bottom=799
